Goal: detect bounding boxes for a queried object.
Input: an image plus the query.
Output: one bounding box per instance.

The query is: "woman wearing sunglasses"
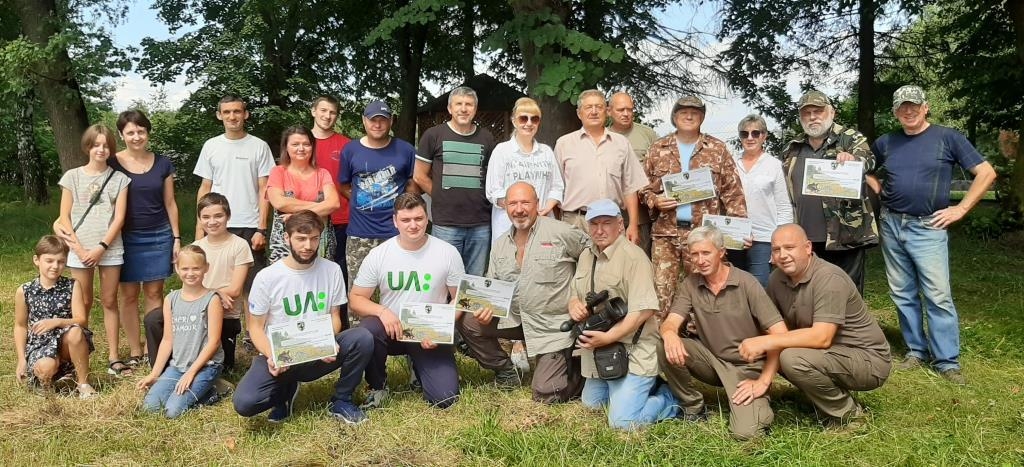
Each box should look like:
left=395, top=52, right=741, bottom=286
left=731, top=114, right=793, bottom=287
left=485, top=97, right=565, bottom=243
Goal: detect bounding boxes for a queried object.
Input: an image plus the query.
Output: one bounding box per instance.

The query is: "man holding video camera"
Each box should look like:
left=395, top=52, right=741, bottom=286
left=568, top=198, right=678, bottom=430
left=659, top=225, right=789, bottom=440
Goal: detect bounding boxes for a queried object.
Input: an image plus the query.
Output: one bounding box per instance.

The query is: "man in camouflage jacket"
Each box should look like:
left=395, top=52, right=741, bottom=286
left=639, top=96, right=747, bottom=316
left=782, top=90, right=878, bottom=295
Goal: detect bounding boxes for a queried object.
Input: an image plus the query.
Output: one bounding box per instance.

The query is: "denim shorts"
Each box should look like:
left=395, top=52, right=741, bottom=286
left=120, top=223, right=173, bottom=282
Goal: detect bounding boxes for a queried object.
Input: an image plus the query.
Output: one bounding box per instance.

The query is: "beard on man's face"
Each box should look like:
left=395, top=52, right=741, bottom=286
left=288, top=243, right=317, bottom=264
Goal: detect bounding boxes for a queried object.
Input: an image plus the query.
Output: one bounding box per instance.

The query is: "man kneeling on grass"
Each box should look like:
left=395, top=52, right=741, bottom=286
left=737, top=224, right=891, bottom=428
left=232, top=210, right=373, bottom=424
left=659, top=225, right=788, bottom=440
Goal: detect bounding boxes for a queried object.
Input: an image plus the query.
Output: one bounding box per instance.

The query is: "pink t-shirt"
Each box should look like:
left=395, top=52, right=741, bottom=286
left=267, top=166, right=334, bottom=204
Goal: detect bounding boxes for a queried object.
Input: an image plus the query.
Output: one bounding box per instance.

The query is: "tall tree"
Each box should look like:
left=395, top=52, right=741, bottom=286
left=10, top=0, right=91, bottom=170
left=717, top=0, right=925, bottom=141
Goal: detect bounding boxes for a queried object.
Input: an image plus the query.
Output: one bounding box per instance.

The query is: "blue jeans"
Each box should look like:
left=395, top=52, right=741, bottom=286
left=432, top=224, right=490, bottom=276
left=880, top=209, right=960, bottom=371
left=727, top=241, right=772, bottom=288
left=581, top=374, right=679, bottom=430
left=142, top=363, right=222, bottom=418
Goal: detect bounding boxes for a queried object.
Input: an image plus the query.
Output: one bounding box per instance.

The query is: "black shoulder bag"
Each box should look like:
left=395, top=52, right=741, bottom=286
left=590, top=257, right=645, bottom=380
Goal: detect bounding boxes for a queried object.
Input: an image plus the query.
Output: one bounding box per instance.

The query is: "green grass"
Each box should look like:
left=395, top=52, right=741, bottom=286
left=2, top=192, right=1024, bottom=465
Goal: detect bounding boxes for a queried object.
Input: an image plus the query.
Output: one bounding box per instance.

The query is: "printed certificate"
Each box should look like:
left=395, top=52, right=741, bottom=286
left=801, top=159, right=863, bottom=199
left=702, top=215, right=752, bottom=250
left=662, top=167, right=716, bottom=205
left=454, top=274, right=515, bottom=319
left=267, top=313, right=336, bottom=368
left=399, top=302, right=456, bottom=345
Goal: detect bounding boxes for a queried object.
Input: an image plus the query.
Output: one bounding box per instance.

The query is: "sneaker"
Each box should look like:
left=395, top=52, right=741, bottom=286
left=824, top=404, right=868, bottom=430
left=939, top=368, right=966, bottom=385
left=77, top=383, right=99, bottom=400
left=267, top=382, right=299, bottom=423
left=898, top=355, right=924, bottom=371
left=495, top=367, right=522, bottom=389
left=676, top=404, right=710, bottom=422
left=360, top=388, right=390, bottom=410
left=330, top=400, right=368, bottom=425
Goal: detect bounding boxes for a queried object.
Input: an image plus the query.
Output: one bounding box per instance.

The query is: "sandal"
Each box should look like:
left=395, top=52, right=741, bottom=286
left=107, top=360, right=133, bottom=377
left=77, top=383, right=99, bottom=400
left=126, top=355, right=146, bottom=367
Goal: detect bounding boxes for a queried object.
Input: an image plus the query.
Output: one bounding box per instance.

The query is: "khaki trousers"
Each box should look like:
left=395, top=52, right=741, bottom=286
left=779, top=346, right=891, bottom=418
left=660, top=338, right=774, bottom=440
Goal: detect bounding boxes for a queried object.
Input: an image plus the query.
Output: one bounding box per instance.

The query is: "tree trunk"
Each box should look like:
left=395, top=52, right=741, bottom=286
left=13, top=0, right=90, bottom=171
left=460, top=2, right=476, bottom=81
left=394, top=19, right=428, bottom=143
left=16, top=89, right=49, bottom=204
left=1004, top=0, right=1024, bottom=216
left=856, top=0, right=876, bottom=142
left=512, top=0, right=578, bottom=146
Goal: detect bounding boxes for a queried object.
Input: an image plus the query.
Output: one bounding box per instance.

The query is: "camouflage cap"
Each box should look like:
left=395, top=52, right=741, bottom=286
left=797, top=90, right=831, bottom=109
left=892, top=85, right=926, bottom=111
left=671, top=95, right=706, bottom=114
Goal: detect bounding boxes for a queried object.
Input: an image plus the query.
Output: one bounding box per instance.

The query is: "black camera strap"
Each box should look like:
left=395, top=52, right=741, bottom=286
left=588, top=252, right=644, bottom=345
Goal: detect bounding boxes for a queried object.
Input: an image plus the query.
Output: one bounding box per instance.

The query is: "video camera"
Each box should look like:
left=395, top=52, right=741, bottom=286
left=559, top=290, right=629, bottom=343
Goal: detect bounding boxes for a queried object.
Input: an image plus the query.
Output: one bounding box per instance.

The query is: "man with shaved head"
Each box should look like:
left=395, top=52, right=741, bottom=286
left=483, top=181, right=590, bottom=402
left=608, top=92, right=659, bottom=254
left=737, top=224, right=891, bottom=428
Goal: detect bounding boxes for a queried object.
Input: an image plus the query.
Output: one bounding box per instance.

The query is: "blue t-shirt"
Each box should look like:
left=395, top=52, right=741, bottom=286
left=871, top=124, right=985, bottom=216
left=109, top=153, right=175, bottom=232
left=676, top=142, right=696, bottom=223
left=340, top=138, right=416, bottom=239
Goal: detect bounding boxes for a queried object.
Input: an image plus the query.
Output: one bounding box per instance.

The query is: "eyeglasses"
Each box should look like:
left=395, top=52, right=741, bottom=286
left=516, top=115, right=541, bottom=124
left=739, top=130, right=764, bottom=139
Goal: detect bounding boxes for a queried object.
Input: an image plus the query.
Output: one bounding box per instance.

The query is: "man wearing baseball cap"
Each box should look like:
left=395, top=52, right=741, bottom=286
left=781, top=90, right=877, bottom=295
left=869, top=85, right=996, bottom=385
left=567, top=198, right=678, bottom=430
left=337, top=100, right=419, bottom=300
left=638, top=94, right=748, bottom=317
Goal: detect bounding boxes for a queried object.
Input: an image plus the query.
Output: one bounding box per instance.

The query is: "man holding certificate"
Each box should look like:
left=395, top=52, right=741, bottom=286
left=233, top=211, right=374, bottom=425
left=782, top=90, right=878, bottom=294
left=639, top=95, right=747, bottom=316
left=487, top=182, right=590, bottom=403
left=349, top=194, right=502, bottom=409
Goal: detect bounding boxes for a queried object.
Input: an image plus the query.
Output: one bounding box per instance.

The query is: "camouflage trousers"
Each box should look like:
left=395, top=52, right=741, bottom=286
left=652, top=229, right=693, bottom=316
left=346, top=236, right=386, bottom=291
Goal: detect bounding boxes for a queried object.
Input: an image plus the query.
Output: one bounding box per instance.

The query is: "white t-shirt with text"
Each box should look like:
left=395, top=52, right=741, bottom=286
left=249, top=257, right=347, bottom=327
left=354, top=236, right=464, bottom=312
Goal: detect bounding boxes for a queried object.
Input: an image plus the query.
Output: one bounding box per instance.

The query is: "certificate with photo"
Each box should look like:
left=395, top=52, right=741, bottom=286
left=702, top=215, right=752, bottom=250
left=454, top=274, right=515, bottom=319
left=399, top=302, right=456, bottom=345
left=662, top=167, right=716, bottom=205
left=801, top=159, right=864, bottom=199
left=267, top=313, right=336, bottom=368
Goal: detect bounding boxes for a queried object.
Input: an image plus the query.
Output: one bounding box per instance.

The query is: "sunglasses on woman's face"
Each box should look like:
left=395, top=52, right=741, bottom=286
left=739, top=130, right=764, bottom=139
left=517, top=115, right=541, bottom=124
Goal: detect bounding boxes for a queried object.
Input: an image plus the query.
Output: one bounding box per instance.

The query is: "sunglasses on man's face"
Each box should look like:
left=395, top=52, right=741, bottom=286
left=739, top=130, right=764, bottom=139
left=516, top=115, right=541, bottom=124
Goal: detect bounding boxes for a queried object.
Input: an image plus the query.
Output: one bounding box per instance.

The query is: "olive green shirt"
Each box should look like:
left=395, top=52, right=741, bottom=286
left=571, top=235, right=661, bottom=378
left=766, top=255, right=891, bottom=359
left=610, top=122, right=659, bottom=165
left=670, top=266, right=784, bottom=365
left=488, top=216, right=589, bottom=355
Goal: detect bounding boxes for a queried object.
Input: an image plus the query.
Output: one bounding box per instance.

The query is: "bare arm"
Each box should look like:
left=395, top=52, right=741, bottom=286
left=138, top=297, right=175, bottom=389
left=349, top=285, right=403, bottom=341
left=413, top=160, right=433, bottom=196
left=13, top=287, right=28, bottom=378
left=931, top=161, right=997, bottom=229
left=163, top=175, right=182, bottom=253
left=180, top=295, right=225, bottom=390
left=195, top=178, right=212, bottom=240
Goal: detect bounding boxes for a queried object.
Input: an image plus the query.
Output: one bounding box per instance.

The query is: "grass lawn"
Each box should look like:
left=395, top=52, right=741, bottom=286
left=1, top=193, right=1022, bottom=466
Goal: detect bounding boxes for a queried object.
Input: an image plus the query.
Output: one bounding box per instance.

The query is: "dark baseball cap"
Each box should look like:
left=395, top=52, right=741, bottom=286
left=363, top=100, right=392, bottom=119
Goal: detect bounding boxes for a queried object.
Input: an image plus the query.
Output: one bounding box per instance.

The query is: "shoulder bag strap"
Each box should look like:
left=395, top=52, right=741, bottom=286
left=72, top=170, right=116, bottom=232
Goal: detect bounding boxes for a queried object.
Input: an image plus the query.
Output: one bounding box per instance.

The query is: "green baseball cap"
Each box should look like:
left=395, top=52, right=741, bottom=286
left=797, top=90, right=831, bottom=109
left=892, top=85, right=926, bottom=111
left=671, top=95, right=706, bottom=114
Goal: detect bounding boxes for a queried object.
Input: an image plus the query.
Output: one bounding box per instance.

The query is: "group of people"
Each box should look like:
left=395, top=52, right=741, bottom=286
left=13, top=83, right=994, bottom=435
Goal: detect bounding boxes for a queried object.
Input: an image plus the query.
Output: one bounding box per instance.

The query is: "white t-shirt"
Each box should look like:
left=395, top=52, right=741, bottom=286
left=193, top=134, right=275, bottom=228
left=354, top=236, right=465, bottom=312
left=248, top=257, right=347, bottom=327
left=193, top=234, right=254, bottom=319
